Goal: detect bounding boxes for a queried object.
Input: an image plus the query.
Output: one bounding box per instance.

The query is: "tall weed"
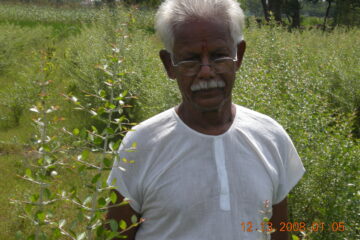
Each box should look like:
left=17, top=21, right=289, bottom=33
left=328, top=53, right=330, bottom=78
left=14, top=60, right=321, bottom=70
left=234, top=24, right=359, bottom=239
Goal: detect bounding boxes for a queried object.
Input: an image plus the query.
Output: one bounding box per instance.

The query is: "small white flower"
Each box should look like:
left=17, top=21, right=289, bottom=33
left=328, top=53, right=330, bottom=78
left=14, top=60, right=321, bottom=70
left=51, top=171, right=58, bottom=177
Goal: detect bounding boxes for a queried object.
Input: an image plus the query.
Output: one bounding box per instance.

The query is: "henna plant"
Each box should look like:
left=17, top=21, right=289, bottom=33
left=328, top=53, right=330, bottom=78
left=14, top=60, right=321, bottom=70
left=61, top=36, right=142, bottom=240
left=12, top=49, right=64, bottom=240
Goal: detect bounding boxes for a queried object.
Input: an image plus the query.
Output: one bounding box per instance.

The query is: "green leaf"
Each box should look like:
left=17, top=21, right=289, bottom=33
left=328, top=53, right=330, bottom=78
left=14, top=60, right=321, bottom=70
left=96, top=225, right=105, bottom=237
left=24, top=204, right=32, bottom=214
left=78, top=165, right=86, bottom=173
left=91, top=125, right=98, bottom=133
left=110, top=191, right=117, bottom=204
left=106, top=232, right=121, bottom=240
left=97, top=107, right=105, bottom=115
left=105, top=128, right=114, bottom=135
left=99, top=90, right=106, bottom=98
left=36, top=211, right=46, bottom=222
left=116, top=115, right=126, bottom=124
left=37, top=157, right=44, bottom=165
left=25, top=169, right=32, bottom=178
left=80, top=128, right=87, bottom=138
left=292, top=235, right=300, bottom=240
left=43, top=188, right=51, bottom=199
left=119, top=220, right=127, bottom=230
left=103, top=158, right=112, bottom=168
left=109, top=219, right=118, bottom=232
left=73, top=128, right=80, bottom=135
left=91, top=173, right=101, bottom=184
left=30, top=193, right=39, bottom=203
left=52, top=228, right=61, bottom=238
left=81, top=150, right=90, bottom=160
left=112, top=139, right=122, bottom=151
left=42, top=144, right=51, bottom=153
left=27, top=234, right=35, bottom=240
left=15, top=231, right=23, bottom=240
left=131, top=215, right=138, bottom=224
left=94, top=137, right=103, bottom=146
left=98, top=197, right=106, bottom=207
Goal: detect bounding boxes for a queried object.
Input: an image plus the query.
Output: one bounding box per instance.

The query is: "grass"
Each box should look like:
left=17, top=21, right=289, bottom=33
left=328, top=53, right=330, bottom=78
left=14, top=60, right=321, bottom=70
left=0, top=2, right=359, bottom=240
left=0, top=154, right=32, bottom=238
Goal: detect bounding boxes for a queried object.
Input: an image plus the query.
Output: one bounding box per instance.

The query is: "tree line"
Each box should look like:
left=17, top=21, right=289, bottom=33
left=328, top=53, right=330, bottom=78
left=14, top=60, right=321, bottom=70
left=256, top=0, right=360, bottom=28
left=2, top=0, right=360, bottom=28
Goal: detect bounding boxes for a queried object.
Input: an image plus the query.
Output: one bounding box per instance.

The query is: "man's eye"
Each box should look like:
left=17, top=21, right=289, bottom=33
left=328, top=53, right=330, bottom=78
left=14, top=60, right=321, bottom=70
left=180, top=61, right=198, bottom=68
left=212, top=53, right=228, bottom=59
left=183, top=56, right=199, bottom=61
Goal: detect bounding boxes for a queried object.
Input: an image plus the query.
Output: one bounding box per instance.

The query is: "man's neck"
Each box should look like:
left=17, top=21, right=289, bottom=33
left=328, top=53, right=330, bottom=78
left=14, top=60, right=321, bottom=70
left=176, top=102, right=236, bottom=136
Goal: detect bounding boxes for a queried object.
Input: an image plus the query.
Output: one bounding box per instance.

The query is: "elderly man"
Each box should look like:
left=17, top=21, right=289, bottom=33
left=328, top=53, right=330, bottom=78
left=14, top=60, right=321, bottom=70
left=106, top=0, right=305, bottom=239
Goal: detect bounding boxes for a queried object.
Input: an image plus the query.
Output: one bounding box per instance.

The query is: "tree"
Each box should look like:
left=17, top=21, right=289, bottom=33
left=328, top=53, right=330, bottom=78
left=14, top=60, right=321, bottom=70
left=241, top=0, right=264, bottom=16
left=306, top=0, right=360, bottom=27
left=334, top=0, right=360, bottom=26
left=260, top=0, right=301, bottom=28
left=284, top=0, right=301, bottom=28
left=323, top=0, right=333, bottom=30
left=261, top=0, right=283, bottom=22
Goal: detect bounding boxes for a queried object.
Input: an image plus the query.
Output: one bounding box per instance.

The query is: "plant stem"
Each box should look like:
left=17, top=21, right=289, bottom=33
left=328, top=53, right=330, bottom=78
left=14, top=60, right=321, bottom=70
left=88, top=78, right=115, bottom=239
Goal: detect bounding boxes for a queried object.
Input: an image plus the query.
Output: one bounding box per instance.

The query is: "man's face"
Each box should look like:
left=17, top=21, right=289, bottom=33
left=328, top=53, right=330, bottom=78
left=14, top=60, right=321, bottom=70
left=164, top=19, right=244, bottom=112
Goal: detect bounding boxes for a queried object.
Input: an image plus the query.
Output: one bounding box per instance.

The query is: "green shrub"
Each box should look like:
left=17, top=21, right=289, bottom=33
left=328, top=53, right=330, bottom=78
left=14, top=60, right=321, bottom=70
left=233, top=24, right=359, bottom=239
left=1, top=4, right=359, bottom=240
left=0, top=24, right=54, bottom=129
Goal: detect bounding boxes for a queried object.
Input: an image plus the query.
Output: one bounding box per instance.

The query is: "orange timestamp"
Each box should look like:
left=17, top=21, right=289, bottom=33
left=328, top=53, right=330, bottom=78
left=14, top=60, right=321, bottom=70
left=240, top=221, right=346, bottom=232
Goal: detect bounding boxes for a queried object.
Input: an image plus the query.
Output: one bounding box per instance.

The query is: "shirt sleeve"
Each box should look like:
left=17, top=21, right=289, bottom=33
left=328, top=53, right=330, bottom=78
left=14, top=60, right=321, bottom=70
left=273, top=130, right=305, bottom=204
left=107, top=144, right=142, bottom=213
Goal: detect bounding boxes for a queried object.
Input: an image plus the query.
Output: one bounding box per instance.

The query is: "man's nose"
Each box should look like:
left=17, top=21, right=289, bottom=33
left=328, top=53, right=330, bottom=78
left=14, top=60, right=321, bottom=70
left=197, top=56, right=215, bottom=79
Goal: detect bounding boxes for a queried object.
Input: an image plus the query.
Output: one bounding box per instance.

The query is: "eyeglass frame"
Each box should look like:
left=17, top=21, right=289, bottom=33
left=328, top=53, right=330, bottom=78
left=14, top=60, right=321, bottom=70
left=170, top=54, right=238, bottom=77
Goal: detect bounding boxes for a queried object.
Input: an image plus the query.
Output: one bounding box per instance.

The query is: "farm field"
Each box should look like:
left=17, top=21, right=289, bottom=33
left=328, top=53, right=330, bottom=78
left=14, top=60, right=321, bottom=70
left=0, top=2, right=359, bottom=240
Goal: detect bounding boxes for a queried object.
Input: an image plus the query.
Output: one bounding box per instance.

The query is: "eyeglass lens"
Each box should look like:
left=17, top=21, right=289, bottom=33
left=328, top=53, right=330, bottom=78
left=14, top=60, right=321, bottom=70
left=178, top=58, right=235, bottom=76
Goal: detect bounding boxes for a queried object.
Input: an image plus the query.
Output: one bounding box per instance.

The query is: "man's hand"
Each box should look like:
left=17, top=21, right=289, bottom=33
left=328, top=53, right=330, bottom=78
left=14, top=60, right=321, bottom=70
left=270, top=197, right=289, bottom=240
left=105, top=190, right=140, bottom=240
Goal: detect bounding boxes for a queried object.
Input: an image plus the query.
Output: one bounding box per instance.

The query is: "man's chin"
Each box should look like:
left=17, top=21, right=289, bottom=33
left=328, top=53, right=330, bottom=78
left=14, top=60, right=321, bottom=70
left=192, top=101, right=226, bottom=112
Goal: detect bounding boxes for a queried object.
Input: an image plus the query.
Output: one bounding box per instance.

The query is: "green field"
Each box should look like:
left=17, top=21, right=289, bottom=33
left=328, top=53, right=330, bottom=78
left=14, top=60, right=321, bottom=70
left=0, top=2, right=359, bottom=240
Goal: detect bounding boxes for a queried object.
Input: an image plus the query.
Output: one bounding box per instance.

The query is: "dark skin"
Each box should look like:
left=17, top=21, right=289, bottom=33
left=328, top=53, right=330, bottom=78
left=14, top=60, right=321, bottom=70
left=271, top=198, right=290, bottom=240
left=106, top=19, right=290, bottom=240
left=105, top=190, right=140, bottom=240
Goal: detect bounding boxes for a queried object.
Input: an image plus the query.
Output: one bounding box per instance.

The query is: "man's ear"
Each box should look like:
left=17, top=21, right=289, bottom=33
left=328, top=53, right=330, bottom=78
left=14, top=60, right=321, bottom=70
left=235, top=40, right=246, bottom=71
left=159, top=50, right=176, bottom=79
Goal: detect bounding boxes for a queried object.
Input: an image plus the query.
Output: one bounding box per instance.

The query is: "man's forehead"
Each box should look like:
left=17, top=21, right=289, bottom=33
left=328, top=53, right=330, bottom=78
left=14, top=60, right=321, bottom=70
left=172, top=19, right=233, bottom=54
left=174, top=40, right=231, bottom=55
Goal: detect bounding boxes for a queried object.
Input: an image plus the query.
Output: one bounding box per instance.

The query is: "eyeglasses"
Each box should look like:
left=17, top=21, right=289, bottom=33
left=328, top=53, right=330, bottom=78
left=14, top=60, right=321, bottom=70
left=171, top=55, right=238, bottom=77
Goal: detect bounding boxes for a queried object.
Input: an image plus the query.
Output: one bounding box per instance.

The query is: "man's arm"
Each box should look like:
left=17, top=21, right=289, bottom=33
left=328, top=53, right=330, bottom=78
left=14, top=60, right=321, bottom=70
left=105, top=189, right=141, bottom=240
left=270, top=197, right=289, bottom=240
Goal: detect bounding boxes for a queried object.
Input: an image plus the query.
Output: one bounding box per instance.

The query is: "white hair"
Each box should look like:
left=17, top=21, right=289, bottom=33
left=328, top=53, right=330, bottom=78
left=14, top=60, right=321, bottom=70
left=155, top=0, right=245, bottom=54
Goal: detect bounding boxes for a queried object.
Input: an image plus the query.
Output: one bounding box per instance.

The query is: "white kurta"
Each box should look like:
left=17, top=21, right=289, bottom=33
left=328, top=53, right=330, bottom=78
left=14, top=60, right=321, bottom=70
left=107, top=105, right=305, bottom=240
